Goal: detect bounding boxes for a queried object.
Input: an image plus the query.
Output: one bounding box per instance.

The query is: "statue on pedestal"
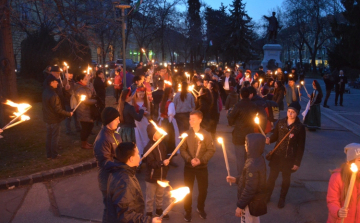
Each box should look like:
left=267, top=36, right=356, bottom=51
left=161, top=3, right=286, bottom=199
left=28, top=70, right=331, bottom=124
left=263, top=12, right=281, bottom=42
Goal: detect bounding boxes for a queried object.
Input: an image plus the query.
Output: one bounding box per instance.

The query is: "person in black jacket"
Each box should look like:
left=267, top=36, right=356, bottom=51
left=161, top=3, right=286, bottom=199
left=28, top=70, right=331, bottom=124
left=93, top=107, right=122, bottom=223
left=227, top=133, right=267, bottom=221
left=323, top=73, right=333, bottom=108
left=94, top=70, right=109, bottom=124
left=334, top=70, right=347, bottom=106
left=195, top=87, right=212, bottom=132
left=106, top=142, right=161, bottom=223
left=265, top=102, right=306, bottom=209
left=62, top=72, right=81, bottom=134
left=42, top=75, right=73, bottom=159
left=152, top=80, right=164, bottom=121
left=43, top=66, right=65, bottom=108
left=180, top=110, right=216, bottom=222
left=227, top=87, right=259, bottom=176
left=144, top=125, right=170, bottom=218
left=272, top=81, right=285, bottom=111
left=118, top=88, right=146, bottom=142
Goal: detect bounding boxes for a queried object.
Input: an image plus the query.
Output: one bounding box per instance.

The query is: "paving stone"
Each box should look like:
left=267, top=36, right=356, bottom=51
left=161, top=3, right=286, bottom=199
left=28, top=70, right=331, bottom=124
left=31, top=174, right=43, bottom=183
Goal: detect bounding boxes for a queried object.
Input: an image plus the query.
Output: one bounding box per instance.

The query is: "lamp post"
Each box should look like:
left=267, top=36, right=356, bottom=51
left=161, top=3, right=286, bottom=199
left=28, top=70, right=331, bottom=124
left=113, top=0, right=131, bottom=90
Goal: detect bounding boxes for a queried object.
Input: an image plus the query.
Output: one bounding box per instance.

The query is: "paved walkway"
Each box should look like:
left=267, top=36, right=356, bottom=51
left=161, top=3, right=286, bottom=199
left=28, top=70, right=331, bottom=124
left=1, top=78, right=359, bottom=223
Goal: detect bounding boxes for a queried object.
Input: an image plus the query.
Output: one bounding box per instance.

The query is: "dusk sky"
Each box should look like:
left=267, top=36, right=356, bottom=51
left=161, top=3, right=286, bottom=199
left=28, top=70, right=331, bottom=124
left=181, top=0, right=285, bottom=23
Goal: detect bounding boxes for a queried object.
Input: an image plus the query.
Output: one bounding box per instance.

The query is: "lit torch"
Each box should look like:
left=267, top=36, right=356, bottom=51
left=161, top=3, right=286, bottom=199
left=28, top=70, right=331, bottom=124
left=164, top=80, right=172, bottom=86
left=341, top=163, right=359, bottom=223
left=73, top=95, right=86, bottom=112
left=254, top=113, right=266, bottom=137
left=297, top=85, right=301, bottom=101
left=195, top=133, right=204, bottom=158
left=301, top=81, right=309, bottom=95
left=141, top=48, right=149, bottom=61
left=169, top=133, right=188, bottom=160
left=217, top=137, right=231, bottom=185
left=1, top=100, right=32, bottom=131
left=140, top=120, right=168, bottom=161
left=159, top=187, right=190, bottom=220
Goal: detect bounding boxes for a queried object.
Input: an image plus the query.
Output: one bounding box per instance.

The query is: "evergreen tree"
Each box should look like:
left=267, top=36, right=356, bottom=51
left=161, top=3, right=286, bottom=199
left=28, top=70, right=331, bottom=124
left=187, top=0, right=202, bottom=69
left=328, top=0, right=360, bottom=71
left=223, top=0, right=254, bottom=63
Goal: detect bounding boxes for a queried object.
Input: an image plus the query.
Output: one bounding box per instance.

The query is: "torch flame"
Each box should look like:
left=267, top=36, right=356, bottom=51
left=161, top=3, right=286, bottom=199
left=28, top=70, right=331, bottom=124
left=296, top=85, right=300, bottom=88
left=164, top=63, right=168, bottom=67
left=108, top=80, right=112, bottom=85
left=170, top=187, right=190, bottom=203
left=180, top=133, right=188, bottom=138
left=64, top=62, right=68, bottom=66
left=150, top=120, right=167, bottom=135
left=301, top=81, right=304, bottom=85
left=217, top=137, right=224, bottom=144
left=254, top=113, right=260, bottom=125
left=351, top=163, right=358, bottom=173
left=164, top=80, right=172, bottom=86
left=227, top=69, right=230, bottom=72
left=201, top=75, right=204, bottom=78
left=157, top=180, right=170, bottom=188
left=141, top=48, right=145, bottom=53
left=20, top=115, right=30, bottom=121
left=188, top=85, right=194, bottom=92
left=4, top=100, right=31, bottom=113
left=259, top=79, right=263, bottom=82
left=80, top=95, right=86, bottom=101
left=195, top=133, right=204, bottom=141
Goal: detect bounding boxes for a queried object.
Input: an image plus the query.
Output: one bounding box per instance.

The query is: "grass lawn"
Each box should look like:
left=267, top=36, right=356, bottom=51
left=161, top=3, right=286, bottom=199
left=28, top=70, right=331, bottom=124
left=0, top=92, right=117, bottom=179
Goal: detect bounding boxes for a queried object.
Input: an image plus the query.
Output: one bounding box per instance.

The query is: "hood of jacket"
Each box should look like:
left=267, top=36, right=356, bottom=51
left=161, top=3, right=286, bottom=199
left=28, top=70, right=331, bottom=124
left=245, top=133, right=265, bottom=159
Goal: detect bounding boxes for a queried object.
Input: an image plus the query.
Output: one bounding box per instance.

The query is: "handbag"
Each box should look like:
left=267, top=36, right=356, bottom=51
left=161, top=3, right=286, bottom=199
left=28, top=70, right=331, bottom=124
left=248, top=193, right=267, bottom=217
left=265, top=126, right=295, bottom=161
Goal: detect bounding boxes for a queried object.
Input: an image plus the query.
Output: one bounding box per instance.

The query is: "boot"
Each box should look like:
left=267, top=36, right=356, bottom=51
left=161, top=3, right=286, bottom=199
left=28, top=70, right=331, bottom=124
left=81, top=141, right=92, bottom=149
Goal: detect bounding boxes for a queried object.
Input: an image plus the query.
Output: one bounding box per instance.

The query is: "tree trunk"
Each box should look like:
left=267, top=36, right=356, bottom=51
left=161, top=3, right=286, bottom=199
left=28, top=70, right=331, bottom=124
left=311, top=53, right=317, bottom=73
left=0, top=0, right=17, bottom=126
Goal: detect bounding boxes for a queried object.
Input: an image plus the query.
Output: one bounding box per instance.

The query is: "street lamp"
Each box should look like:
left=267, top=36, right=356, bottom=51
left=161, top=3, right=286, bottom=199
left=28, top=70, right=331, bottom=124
left=113, top=0, right=131, bottom=90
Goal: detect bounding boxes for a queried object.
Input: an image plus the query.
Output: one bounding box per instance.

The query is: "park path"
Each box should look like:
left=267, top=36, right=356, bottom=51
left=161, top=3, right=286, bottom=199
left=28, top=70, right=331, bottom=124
left=1, top=78, right=360, bottom=223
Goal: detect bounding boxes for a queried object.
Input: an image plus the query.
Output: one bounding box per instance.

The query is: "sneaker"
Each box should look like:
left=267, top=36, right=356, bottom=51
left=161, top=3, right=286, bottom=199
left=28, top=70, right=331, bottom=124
left=184, top=211, right=192, bottom=222
left=278, top=198, right=285, bottom=209
left=146, top=212, right=152, bottom=217
left=197, top=208, right=207, bottom=219
left=156, top=209, right=169, bottom=219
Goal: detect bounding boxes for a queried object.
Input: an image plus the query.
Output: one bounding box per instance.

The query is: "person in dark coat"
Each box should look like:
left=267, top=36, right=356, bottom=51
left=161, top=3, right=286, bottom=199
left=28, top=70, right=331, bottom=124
left=195, top=87, right=212, bottom=132
left=93, top=70, right=109, bottom=123
left=93, top=107, right=122, bottom=223
left=265, top=102, right=306, bottom=208
left=322, top=73, right=333, bottom=108
left=106, top=142, right=161, bottom=223
left=180, top=110, right=216, bottom=222
left=42, top=75, right=73, bottom=159
left=334, top=70, right=347, bottom=106
left=272, top=81, right=285, bottom=111
left=227, top=87, right=259, bottom=176
left=44, top=66, right=65, bottom=108
left=225, top=86, right=239, bottom=111
left=227, top=133, right=267, bottom=221
left=152, top=80, right=164, bottom=121
left=220, top=70, right=236, bottom=103
left=207, top=81, right=220, bottom=139
left=144, top=125, right=170, bottom=218
left=118, top=88, right=146, bottom=142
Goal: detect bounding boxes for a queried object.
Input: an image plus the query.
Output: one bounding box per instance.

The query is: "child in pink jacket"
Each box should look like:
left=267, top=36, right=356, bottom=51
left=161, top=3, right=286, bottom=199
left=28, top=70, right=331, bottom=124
left=327, top=143, right=360, bottom=223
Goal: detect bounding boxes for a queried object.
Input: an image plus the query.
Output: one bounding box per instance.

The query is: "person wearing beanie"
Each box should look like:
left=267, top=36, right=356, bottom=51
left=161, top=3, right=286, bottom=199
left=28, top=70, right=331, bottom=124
left=265, top=101, right=306, bottom=208
left=143, top=124, right=170, bottom=219
left=93, top=107, right=122, bottom=223
left=327, top=143, right=360, bottom=223
left=43, top=65, right=65, bottom=108
left=42, top=75, right=73, bottom=160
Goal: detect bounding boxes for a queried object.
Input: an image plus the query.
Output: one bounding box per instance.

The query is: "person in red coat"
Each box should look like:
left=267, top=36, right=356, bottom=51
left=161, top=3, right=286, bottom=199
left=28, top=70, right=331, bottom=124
left=327, top=143, right=360, bottom=223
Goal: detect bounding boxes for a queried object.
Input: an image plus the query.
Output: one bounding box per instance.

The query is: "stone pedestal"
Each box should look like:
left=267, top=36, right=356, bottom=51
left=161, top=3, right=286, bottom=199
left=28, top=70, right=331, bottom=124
left=261, top=44, right=283, bottom=71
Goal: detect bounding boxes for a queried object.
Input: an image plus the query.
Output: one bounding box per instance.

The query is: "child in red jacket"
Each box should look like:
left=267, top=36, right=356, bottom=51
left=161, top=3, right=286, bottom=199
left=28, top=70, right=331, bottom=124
left=327, top=143, right=360, bottom=223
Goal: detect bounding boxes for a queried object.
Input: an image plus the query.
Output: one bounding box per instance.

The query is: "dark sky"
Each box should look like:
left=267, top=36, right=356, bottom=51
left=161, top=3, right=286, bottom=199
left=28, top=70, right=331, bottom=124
left=202, top=0, right=284, bottom=22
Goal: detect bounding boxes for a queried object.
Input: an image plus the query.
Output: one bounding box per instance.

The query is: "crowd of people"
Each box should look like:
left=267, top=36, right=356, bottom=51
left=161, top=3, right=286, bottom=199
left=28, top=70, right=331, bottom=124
left=39, top=62, right=357, bottom=223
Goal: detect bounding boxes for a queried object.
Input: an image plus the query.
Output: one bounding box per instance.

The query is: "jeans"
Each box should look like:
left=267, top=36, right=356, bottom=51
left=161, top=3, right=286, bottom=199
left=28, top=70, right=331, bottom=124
left=45, top=122, right=61, bottom=158
left=266, top=166, right=292, bottom=199
left=234, top=144, right=247, bottom=176
left=145, top=182, right=166, bottom=213
left=114, top=88, right=122, bottom=103
left=323, top=89, right=331, bottom=106
left=183, top=167, right=208, bottom=212
left=335, top=91, right=344, bottom=105
left=65, top=105, right=80, bottom=133
left=80, top=121, right=94, bottom=141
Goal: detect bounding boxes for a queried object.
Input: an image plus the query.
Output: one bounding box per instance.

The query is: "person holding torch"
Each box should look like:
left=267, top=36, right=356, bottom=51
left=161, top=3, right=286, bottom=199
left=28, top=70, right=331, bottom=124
left=327, top=143, right=360, bottom=223
left=226, top=133, right=267, bottom=222
left=265, top=101, right=306, bottom=209
left=180, top=110, right=216, bottom=222
left=42, top=75, right=73, bottom=159
left=144, top=124, right=170, bottom=219
left=106, top=142, right=161, bottom=223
